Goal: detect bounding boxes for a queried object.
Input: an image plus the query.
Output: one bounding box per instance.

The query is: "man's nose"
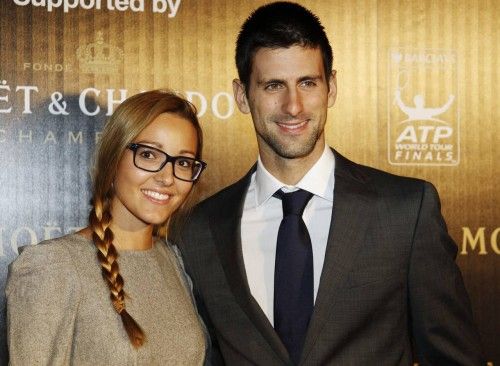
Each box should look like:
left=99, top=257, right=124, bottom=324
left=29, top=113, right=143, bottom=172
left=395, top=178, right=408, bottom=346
left=283, top=88, right=303, bottom=116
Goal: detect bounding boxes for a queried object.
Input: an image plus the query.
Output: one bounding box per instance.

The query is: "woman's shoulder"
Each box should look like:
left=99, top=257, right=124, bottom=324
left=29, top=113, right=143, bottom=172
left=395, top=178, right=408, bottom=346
left=7, top=234, right=94, bottom=285
left=15, top=233, right=92, bottom=267
left=5, top=234, right=86, bottom=296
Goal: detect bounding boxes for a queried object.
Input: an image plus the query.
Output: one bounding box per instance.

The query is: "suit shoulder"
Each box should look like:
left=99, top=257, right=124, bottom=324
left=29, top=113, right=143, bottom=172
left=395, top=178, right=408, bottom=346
left=195, top=170, right=252, bottom=213
left=336, top=152, right=431, bottom=196
left=361, top=163, right=425, bottom=186
left=342, top=159, right=443, bottom=221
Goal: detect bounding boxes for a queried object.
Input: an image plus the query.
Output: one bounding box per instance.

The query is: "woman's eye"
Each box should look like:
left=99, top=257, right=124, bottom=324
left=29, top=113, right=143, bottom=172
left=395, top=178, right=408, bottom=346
left=139, top=149, right=157, bottom=159
left=176, top=158, right=193, bottom=168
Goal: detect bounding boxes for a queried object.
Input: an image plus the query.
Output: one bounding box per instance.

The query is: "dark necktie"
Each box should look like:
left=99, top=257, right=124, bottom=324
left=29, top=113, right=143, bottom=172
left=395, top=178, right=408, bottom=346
left=273, top=189, right=314, bottom=365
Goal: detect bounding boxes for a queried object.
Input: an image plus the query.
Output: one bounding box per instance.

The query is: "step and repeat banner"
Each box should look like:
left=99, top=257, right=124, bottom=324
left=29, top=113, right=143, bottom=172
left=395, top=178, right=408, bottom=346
left=0, top=0, right=498, bottom=363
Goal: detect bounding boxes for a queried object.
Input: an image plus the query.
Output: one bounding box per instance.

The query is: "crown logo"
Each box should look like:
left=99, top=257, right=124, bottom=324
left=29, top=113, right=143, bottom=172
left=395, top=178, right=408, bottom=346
left=77, top=31, right=124, bottom=74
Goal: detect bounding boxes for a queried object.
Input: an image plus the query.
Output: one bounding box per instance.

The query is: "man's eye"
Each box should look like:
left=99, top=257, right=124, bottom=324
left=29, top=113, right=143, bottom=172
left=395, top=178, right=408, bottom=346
left=300, top=80, right=317, bottom=88
left=265, top=83, right=283, bottom=91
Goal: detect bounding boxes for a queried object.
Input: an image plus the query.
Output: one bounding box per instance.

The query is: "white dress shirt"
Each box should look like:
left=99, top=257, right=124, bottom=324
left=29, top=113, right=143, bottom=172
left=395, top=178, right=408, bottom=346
left=241, top=145, right=335, bottom=325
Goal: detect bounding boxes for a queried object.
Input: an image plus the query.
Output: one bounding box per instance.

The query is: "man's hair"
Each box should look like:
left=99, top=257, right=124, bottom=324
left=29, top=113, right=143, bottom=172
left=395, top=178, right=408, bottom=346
left=235, top=1, right=333, bottom=89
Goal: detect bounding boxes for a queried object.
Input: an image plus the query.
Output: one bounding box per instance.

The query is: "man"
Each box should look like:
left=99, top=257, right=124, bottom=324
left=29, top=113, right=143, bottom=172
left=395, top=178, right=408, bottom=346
left=178, top=2, right=484, bottom=365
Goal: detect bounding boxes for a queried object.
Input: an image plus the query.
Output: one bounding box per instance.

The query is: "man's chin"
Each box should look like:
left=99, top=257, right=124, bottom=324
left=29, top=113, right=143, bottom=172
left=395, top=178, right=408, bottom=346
left=271, top=144, right=317, bottom=160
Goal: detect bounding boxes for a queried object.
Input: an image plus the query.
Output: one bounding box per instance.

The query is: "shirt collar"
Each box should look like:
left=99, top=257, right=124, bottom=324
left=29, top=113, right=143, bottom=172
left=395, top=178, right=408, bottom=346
left=255, top=145, right=335, bottom=206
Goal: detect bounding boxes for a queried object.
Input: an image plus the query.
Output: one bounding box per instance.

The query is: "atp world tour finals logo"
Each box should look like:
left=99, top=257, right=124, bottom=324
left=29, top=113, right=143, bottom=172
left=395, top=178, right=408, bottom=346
left=388, top=49, right=459, bottom=166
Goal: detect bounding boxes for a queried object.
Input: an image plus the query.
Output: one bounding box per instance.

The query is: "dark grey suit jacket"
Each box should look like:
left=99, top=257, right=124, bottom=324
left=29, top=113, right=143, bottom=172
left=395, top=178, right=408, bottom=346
left=178, top=150, right=484, bottom=365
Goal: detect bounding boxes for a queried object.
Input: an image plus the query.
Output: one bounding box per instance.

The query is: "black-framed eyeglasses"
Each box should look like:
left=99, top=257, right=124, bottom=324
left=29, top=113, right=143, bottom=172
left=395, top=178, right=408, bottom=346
left=127, top=143, right=207, bottom=182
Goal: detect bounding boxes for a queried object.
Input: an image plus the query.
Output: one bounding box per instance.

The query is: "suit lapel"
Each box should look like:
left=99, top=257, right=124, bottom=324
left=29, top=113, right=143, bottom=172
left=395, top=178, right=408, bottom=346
left=301, top=151, right=377, bottom=363
left=208, top=166, right=291, bottom=364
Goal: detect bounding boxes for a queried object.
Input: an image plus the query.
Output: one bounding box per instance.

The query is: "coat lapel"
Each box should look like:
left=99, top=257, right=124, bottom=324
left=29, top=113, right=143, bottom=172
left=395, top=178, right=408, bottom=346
left=208, top=166, right=291, bottom=364
left=300, top=151, right=377, bottom=363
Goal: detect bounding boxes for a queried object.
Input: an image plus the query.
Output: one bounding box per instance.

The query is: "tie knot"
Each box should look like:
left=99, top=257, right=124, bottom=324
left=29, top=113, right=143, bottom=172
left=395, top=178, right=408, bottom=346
left=274, top=189, right=313, bottom=216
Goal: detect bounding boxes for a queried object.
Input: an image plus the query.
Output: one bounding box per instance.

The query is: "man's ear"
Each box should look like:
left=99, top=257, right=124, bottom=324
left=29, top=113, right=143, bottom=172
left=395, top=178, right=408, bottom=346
left=327, top=70, right=337, bottom=107
left=233, top=79, right=251, bottom=114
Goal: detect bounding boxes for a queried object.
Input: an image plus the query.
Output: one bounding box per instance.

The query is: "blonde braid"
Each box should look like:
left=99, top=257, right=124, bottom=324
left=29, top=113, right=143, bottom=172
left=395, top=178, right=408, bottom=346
left=89, top=197, right=145, bottom=348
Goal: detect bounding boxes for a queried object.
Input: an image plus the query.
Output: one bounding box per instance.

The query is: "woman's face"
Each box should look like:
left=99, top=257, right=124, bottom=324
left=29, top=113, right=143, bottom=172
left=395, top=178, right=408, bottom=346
left=111, top=112, right=199, bottom=231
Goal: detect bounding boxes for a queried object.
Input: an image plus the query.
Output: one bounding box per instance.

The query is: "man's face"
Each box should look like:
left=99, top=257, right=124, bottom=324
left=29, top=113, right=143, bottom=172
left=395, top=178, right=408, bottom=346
left=234, top=45, right=336, bottom=162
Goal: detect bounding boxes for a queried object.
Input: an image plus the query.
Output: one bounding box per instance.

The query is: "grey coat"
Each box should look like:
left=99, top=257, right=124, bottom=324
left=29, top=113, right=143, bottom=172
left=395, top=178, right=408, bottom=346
left=6, top=234, right=208, bottom=366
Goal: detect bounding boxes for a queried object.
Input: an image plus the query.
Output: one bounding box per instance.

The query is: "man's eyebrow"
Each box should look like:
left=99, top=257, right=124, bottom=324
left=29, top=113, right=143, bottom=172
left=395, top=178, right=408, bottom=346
left=256, top=75, right=323, bottom=86
left=297, top=75, right=323, bottom=82
left=256, top=78, right=285, bottom=86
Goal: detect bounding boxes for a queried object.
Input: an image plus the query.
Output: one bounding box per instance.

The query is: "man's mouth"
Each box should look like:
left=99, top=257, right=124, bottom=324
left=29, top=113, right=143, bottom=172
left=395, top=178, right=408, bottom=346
left=276, top=119, right=309, bottom=132
left=277, top=120, right=308, bottom=130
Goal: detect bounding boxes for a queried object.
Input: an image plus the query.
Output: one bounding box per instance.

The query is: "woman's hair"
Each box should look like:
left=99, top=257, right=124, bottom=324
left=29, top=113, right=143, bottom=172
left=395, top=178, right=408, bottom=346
left=89, top=90, right=202, bottom=348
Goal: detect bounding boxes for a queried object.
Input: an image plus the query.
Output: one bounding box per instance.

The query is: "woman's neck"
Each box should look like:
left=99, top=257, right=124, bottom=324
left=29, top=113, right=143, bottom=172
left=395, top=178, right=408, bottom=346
left=78, top=224, right=154, bottom=251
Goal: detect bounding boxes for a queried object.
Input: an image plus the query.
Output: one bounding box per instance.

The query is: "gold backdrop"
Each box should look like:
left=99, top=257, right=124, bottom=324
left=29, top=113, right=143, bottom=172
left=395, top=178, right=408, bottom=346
left=0, top=0, right=498, bottom=363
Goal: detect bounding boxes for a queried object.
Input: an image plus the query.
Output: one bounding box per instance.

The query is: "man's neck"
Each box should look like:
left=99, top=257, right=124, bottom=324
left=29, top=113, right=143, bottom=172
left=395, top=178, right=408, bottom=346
left=260, top=143, right=326, bottom=186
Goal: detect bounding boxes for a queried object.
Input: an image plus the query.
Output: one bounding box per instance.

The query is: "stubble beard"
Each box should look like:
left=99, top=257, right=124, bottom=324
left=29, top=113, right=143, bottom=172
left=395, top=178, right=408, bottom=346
left=257, top=122, right=324, bottom=160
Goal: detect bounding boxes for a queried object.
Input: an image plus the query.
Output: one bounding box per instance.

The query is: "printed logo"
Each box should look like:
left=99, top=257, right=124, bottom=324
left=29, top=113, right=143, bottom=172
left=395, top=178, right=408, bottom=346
left=388, top=48, right=459, bottom=166
left=76, top=31, right=124, bottom=74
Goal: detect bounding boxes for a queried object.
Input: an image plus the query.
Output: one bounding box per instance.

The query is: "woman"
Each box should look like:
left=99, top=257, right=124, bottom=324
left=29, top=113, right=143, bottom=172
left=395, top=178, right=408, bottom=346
left=6, top=90, right=208, bottom=365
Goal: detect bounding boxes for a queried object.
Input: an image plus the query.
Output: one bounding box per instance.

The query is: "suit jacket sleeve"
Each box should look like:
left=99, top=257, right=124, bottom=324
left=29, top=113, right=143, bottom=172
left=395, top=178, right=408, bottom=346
left=408, top=182, right=484, bottom=365
left=5, top=244, right=80, bottom=365
left=177, top=210, right=226, bottom=366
